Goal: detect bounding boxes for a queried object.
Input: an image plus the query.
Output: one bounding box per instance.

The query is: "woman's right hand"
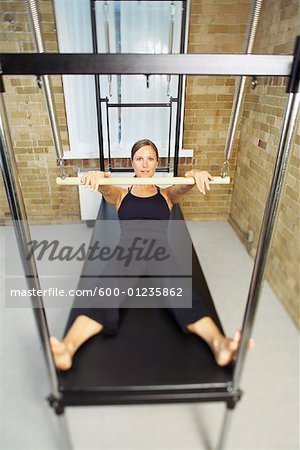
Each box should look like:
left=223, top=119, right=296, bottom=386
left=80, top=171, right=111, bottom=192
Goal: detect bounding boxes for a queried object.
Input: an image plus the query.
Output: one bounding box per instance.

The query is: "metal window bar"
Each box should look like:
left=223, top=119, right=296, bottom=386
left=101, top=99, right=178, bottom=170
left=105, top=97, right=112, bottom=168
left=174, top=0, right=187, bottom=176
left=91, top=0, right=186, bottom=175
left=93, top=0, right=187, bottom=2
left=168, top=97, right=173, bottom=167
left=90, top=0, right=105, bottom=171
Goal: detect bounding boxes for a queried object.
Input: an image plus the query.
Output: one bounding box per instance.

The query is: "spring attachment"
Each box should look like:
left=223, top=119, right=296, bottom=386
left=58, top=158, right=67, bottom=180
left=36, top=76, right=42, bottom=89
left=220, top=160, right=230, bottom=178
left=251, top=76, right=258, bottom=90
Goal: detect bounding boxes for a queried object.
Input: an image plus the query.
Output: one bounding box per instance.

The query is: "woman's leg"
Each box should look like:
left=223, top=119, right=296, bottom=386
left=167, top=293, right=243, bottom=367
left=167, top=305, right=242, bottom=367
left=51, top=244, right=148, bottom=371
left=155, top=245, right=244, bottom=367
left=50, top=315, right=103, bottom=371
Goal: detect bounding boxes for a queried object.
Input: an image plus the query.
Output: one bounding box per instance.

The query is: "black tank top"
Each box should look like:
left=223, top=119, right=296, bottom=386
left=118, top=186, right=170, bottom=220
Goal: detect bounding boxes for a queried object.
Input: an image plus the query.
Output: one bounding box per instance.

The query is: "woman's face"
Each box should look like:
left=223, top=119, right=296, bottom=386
left=131, top=145, right=158, bottom=178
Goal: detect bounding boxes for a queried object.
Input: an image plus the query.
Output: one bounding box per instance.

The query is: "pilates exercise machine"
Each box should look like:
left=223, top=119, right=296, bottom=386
left=0, top=2, right=299, bottom=449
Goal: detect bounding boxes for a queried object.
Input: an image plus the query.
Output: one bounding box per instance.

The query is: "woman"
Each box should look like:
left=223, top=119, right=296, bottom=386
left=50, top=139, right=243, bottom=370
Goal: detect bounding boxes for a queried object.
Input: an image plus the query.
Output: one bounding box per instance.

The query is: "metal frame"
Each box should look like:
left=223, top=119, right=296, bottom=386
left=0, top=35, right=299, bottom=450
left=0, top=53, right=293, bottom=76
left=90, top=0, right=187, bottom=174
left=90, top=0, right=105, bottom=171
left=100, top=98, right=178, bottom=170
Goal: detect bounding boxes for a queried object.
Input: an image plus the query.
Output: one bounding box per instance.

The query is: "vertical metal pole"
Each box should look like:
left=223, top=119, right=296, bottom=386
left=0, top=92, right=61, bottom=400
left=233, top=88, right=300, bottom=390
left=55, top=414, right=73, bottom=450
left=167, top=99, right=173, bottom=168
left=106, top=98, right=112, bottom=168
left=216, top=406, right=235, bottom=450
left=26, top=0, right=64, bottom=166
left=90, top=0, right=105, bottom=171
left=173, top=0, right=187, bottom=176
left=178, top=0, right=190, bottom=171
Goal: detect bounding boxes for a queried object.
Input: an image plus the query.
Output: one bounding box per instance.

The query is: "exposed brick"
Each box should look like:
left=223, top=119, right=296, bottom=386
left=258, top=139, right=267, bottom=149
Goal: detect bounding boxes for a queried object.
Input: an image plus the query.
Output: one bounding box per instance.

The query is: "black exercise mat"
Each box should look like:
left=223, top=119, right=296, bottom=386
left=58, top=202, right=234, bottom=406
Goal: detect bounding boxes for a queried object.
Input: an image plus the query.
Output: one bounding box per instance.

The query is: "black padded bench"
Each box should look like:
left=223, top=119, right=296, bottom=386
left=58, top=201, right=234, bottom=407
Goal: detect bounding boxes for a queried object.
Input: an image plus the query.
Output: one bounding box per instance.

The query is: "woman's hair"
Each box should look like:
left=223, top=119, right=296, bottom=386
left=131, top=139, right=159, bottom=160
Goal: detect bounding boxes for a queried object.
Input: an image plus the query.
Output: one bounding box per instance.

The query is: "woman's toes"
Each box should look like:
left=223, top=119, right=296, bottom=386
left=213, top=331, right=254, bottom=367
left=234, top=330, right=241, bottom=343
left=249, top=338, right=255, bottom=349
left=214, top=337, right=239, bottom=367
left=50, top=336, right=60, bottom=349
left=50, top=336, right=72, bottom=371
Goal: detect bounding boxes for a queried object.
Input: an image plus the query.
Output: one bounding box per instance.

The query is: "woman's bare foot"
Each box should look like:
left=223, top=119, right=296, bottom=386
left=212, top=331, right=241, bottom=366
left=186, top=317, right=254, bottom=367
left=49, top=315, right=103, bottom=371
left=50, top=336, right=73, bottom=371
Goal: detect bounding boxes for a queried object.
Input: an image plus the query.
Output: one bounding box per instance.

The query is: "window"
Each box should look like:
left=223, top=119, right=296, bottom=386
left=54, top=0, right=185, bottom=160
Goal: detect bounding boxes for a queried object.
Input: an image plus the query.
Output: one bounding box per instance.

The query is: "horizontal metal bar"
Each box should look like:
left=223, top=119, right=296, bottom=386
left=109, top=167, right=171, bottom=173
left=61, top=389, right=242, bottom=407
left=93, top=0, right=186, bottom=2
left=0, top=53, right=293, bottom=76
left=107, top=102, right=171, bottom=108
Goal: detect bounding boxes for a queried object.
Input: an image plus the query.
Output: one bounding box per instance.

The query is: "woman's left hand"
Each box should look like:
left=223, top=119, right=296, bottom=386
left=185, top=170, right=214, bottom=195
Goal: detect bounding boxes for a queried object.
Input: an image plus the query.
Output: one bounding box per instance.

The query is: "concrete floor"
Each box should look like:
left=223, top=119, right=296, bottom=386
left=0, top=221, right=299, bottom=450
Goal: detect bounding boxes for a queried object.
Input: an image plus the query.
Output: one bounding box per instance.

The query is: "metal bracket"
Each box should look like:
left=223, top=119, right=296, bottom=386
left=227, top=389, right=243, bottom=409
left=36, top=75, right=42, bottom=89
left=251, top=76, right=258, bottom=90
left=47, top=394, right=65, bottom=415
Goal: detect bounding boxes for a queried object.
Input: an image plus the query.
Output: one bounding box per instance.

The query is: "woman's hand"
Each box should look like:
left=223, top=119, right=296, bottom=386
left=185, top=170, right=214, bottom=195
left=80, top=171, right=111, bottom=192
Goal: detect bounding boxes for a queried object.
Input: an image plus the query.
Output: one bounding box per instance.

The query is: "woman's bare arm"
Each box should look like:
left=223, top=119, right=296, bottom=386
left=80, top=171, right=124, bottom=206
left=166, top=170, right=214, bottom=205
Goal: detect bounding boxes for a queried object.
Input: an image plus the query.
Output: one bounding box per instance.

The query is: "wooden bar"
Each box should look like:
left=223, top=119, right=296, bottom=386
left=56, top=176, right=230, bottom=186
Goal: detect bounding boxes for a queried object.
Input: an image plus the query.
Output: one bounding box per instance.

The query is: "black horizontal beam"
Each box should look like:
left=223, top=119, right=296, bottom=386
left=60, top=388, right=242, bottom=407
left=93, top=0, right=185, bottom=2
left=108, top=102, right=171, bottom=107
left=0, top=53, right=293, bottom=76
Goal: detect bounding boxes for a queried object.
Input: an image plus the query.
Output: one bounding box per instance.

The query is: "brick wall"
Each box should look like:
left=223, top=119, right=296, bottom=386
left=181, top=0, right=250, bottom=219
left=230, top=0, right=300, bottom=327
left=0, top=0, right=80, bottom=222
left=0, top=0, right=251, bottom=222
